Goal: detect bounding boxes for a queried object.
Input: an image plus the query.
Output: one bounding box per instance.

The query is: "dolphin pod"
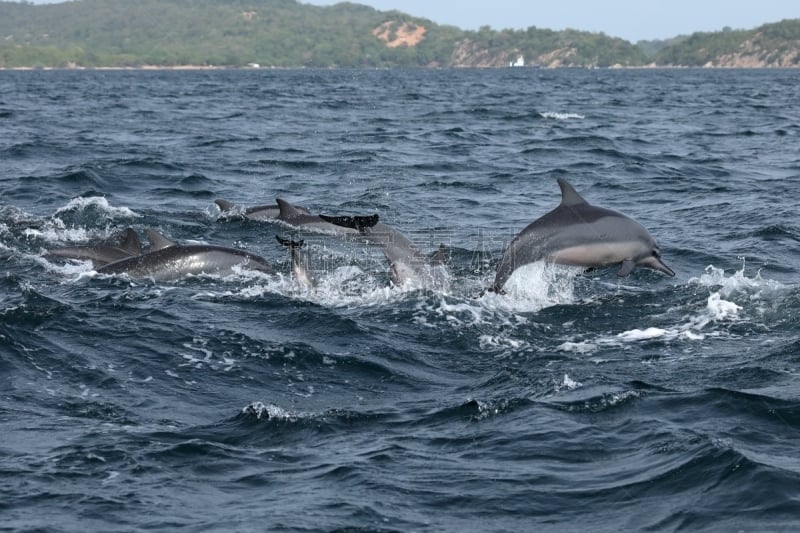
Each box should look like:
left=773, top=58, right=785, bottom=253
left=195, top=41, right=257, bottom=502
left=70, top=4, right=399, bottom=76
left=47, top=179, right=674, bottom=290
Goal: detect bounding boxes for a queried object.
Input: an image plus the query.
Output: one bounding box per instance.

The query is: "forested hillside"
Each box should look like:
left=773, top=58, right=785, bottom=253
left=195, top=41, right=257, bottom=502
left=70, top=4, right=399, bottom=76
left=0, top=0, right=797, bottom=68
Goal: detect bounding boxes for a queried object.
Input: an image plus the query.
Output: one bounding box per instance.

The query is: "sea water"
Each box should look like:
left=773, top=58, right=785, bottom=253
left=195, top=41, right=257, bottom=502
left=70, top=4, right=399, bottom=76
left=1, top=68, right=799, bottom=531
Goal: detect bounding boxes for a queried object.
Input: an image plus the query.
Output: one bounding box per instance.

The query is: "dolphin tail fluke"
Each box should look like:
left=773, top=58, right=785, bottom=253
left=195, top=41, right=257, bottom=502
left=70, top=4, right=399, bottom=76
left=276, top=235, right=305, bottom=249
left=319, top=214, right=380, bottom=232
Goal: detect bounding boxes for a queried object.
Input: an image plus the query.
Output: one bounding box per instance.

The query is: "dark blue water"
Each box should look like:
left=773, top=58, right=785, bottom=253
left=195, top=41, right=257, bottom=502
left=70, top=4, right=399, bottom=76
left=2, top=68, right=799, bottom=531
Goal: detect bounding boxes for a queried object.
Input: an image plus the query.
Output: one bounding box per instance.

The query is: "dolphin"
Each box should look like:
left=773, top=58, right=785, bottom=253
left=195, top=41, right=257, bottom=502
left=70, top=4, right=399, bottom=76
left=319, top=214, right=447, bottom=286
left=276, top=236, right=316, bottom=288
left=97, top=228, right=273, bottom=281
left=491, top=178, right=674, bottom=293
left=47, top=227, right=143, bottom=266
left=275, top=198, right=362, bottom=236
left=215, top=199, right=310, bottom=221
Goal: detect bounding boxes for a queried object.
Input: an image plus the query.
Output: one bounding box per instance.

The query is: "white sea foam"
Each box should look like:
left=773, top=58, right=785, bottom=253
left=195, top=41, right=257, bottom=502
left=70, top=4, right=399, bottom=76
left=690, top=262, right=785, bottom=299
left=35, top=255, right=96, bottom=277
left=24, top=223, right=94, bottom=243
left=197, top=265, right=411, bottom=310
left=54, top=196, right=140, bottom=219
left=243, top=401, right=300, bottom=421
left=559, top=373, right=582, bottom=390
left=483, top=262, right=582, bottom=314
left=540, top=111, right=585, bottom=120
left=478, top=334, right=529, bottom=353
left=557, top=341, right=598, bottom=354
left=21, top=197, right=141, bottom=245
left=556, top=264, right=781, bottom=354
left=617, top=327, right=668, bottom=341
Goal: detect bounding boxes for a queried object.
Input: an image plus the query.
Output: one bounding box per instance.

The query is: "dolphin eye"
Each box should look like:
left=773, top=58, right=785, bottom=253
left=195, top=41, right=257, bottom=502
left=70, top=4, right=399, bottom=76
left=653, top=250, right=661, bottom=258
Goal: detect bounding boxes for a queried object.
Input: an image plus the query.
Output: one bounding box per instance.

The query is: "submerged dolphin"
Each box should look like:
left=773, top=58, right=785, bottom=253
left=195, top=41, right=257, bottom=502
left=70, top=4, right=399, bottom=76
left=97, top=228, right=273, bottom=281
left=276, top=236, right=316, bottom=288
left=215, top=199, right=310, bottom=221
left=491, top=178, right=674, bottom=293
left=319, top=214, right=446, bottom=286
left=47, top=228, right=143, bottom=266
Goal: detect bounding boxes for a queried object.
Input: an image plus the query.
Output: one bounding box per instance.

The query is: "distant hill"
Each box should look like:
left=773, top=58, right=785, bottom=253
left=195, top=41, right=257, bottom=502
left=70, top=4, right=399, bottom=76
left=653, top=19, right=800, bottom=67
left=0, top=0, right=798, bottom=68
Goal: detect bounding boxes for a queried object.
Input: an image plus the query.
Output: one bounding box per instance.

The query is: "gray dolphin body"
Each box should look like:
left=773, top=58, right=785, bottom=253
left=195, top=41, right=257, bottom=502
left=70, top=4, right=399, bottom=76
left=215, top=199, right=310, bottom=221
left=276, top=199, right=360, bottom=236
left=491, top=178, right=674, bottom=293
left=48, top=228, right=143, bottom=266
left=319, top=215, right=446, bottom=286
left=97, top=228, right=273, bottom=281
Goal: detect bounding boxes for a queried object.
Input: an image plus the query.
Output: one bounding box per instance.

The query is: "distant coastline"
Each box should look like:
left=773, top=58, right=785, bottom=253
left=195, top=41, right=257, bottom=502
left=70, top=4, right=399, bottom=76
left=1, top=0, right=798, bottom=69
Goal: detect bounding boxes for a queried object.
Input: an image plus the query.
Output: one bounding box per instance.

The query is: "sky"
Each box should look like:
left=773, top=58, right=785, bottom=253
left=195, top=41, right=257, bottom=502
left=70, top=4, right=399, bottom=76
left=302, top=0, right=798, bottom=42
left=24, top=0, right=799, bottom=42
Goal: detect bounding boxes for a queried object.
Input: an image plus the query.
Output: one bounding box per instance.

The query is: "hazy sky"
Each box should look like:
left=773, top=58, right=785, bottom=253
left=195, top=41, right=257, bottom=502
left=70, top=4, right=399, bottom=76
left=25, top=0, right=799, bottom=42
left=302, top=0, right=798, bottom=42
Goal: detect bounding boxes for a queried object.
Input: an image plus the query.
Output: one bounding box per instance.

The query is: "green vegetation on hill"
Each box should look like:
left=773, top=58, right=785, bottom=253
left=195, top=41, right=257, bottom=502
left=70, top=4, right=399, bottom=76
left=654, top=19, right=800, bottom=67
left=0, top=0, right=798, bottom=68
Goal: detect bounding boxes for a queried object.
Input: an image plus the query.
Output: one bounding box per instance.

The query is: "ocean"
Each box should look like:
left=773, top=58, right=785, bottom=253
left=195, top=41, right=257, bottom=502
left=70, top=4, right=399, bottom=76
left=1, top=67, right=799, bottom=531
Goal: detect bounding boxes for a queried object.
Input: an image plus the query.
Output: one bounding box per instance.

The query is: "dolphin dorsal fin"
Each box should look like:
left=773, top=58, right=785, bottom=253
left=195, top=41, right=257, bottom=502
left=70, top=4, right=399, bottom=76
left=120, top=228, right=142, bottom=255
left=276, top=198, right=301, bottom=220
left=145, top=228, right=177, bottom=251
left=557, top=178, right=589, bottom=207
left=431, top=243, right=448, bottom=266
left=214, top=199, right=236, bottom=212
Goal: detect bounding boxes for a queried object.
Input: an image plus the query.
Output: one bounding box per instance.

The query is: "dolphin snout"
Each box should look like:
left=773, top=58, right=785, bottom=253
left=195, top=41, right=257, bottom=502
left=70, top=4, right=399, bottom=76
left=640, top=255, right=675, bottom=277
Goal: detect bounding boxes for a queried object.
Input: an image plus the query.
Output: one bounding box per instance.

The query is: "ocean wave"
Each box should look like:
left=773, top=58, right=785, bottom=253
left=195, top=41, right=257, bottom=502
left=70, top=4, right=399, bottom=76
left=557, top=263, right=790, bottom=354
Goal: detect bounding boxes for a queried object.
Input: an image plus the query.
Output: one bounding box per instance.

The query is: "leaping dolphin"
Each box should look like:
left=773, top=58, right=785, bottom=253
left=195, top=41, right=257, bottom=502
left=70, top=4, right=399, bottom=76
left=97, top=228, right=273, bottom=281
left=319, top=214, right=447, bottom=287
left=491, top=178, right=674, bottom=293
left=47, top=228, right=143, bottom=266
left=215, top=199, right=310, bottom=221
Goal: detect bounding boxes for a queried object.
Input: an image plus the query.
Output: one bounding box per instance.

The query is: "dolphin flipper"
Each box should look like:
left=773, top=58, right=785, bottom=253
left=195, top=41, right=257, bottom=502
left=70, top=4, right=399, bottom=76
left=617, top=259, right=636, bottom=277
